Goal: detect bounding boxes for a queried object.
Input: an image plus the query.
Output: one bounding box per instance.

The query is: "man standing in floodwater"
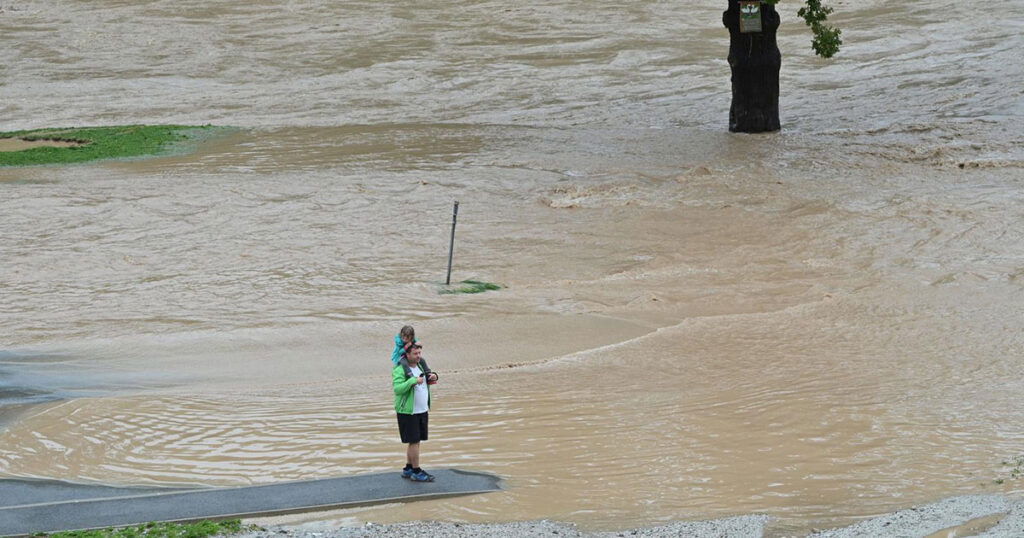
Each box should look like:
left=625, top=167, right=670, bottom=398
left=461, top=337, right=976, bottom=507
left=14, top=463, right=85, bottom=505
left=393, top=342, right=438, bottom=482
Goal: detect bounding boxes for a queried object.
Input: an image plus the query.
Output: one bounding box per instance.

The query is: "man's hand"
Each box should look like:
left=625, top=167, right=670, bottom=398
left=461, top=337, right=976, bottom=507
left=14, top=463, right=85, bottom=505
left=416, top=375, right=425, bottom=384
left=426, top=373, right=438, bottom=383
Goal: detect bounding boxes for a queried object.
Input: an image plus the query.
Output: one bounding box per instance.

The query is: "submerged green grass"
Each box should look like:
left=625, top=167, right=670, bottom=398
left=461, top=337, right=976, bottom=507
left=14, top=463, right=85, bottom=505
left=0, top=125, right=221, bottom=167
left=439, top=279, right=502, bottom=294
left=35, top=519, right=248, bottom=538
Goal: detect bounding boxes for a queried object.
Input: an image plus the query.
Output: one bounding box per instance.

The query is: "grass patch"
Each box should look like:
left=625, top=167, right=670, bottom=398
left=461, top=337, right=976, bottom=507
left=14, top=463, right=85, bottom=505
left=0, top=124, right=224, bottom=167
left=439, top=279, right=502, bottom=294
left=34, top=519, right=250, bottom=538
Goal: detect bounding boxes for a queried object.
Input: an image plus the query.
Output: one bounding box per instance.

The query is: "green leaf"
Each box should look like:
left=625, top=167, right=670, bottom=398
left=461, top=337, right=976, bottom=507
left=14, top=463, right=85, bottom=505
left=797, top=0, right=842, bottom=58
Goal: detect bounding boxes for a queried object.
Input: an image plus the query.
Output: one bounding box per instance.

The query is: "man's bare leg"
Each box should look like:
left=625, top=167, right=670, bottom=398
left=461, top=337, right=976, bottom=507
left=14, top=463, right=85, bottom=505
left=406, top=442, right=420, bottom=468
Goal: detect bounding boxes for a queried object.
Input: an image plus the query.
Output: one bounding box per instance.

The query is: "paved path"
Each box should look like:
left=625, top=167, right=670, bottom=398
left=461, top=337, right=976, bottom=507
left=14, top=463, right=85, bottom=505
left=0, top=478, right=194, bottom=508
left=0, top=470, right=501, bottom=536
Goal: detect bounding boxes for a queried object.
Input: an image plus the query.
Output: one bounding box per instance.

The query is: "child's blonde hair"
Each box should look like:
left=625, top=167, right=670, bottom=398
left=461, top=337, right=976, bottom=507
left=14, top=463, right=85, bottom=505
left=399, top=325, right=416, bottom=343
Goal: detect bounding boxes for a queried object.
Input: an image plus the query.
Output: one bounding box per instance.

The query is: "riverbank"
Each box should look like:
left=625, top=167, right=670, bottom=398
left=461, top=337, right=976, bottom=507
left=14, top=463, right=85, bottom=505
left=240, top=495, right=1024, bottom=537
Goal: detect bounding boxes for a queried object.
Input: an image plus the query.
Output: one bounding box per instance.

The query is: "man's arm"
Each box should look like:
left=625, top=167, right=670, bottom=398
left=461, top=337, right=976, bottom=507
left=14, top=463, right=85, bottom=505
left=393, top=366, right=419, bottom=395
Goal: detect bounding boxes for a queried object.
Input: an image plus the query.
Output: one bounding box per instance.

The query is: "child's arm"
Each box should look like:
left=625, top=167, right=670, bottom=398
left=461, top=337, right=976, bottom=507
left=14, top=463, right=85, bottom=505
left=391, top=342, right=403, bottom=366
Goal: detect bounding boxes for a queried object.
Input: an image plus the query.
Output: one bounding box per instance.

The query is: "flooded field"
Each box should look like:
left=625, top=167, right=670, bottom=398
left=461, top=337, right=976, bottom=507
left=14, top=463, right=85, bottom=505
left=2, top=0, right=1023, bottom=533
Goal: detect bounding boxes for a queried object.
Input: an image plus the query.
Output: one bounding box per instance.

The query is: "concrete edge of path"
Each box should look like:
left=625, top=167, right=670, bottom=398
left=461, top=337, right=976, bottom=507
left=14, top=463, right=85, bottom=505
left=0, top=477, right=199, bottom=508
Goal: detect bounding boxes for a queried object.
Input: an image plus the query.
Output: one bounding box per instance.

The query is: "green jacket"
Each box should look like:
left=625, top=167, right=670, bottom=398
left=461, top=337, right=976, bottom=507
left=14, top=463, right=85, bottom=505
left=393, top=363, right=430, bottom=414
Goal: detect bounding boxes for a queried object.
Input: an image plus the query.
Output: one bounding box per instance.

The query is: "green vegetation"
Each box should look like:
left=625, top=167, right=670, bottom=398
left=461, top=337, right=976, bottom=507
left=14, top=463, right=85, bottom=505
left=0, top=124, right=223, bottom=167
left=34, top=519, right=249, bottom=538
left=439, top=279, right=502, bottom=295
left=765, top=0, right=842, bottom=58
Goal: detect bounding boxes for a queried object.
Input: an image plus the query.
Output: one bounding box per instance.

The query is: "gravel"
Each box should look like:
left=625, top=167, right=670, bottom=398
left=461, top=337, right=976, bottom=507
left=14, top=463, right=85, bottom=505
left=975, top=498, right=1024, bottom=537
left=808, top=495, right=1019, bottom=538
left=235, top=496, right=1024, bottom=538
left=236, top=516, right=770, bottom=538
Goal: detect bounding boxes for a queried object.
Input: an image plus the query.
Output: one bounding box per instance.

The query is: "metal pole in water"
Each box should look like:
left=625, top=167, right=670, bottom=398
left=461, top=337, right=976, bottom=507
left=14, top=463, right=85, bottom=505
left=445, top=201, right=459, bottom=285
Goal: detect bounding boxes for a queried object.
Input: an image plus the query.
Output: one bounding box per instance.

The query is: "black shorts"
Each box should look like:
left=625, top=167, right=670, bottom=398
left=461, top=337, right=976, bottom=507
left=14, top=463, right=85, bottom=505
left=397, top=412, right=428, bottom=444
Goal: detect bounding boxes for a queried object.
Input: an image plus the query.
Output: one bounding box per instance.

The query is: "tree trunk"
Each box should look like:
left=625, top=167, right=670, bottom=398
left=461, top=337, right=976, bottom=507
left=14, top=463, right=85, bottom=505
left=723, top=1, right=781, bottom=133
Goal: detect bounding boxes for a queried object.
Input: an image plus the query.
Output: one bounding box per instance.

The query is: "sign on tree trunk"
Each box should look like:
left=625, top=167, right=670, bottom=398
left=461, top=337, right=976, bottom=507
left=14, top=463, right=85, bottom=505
left=740, top=1, right=762, bottom=33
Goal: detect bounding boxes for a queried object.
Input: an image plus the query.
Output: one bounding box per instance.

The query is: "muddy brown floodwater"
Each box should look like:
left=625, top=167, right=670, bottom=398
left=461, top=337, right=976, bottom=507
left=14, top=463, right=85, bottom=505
left=1, top=0, right=1023, bottom=533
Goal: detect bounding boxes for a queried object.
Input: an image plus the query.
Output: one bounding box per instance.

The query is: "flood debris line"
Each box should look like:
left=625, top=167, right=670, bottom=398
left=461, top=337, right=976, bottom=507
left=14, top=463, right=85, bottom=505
left=993, top=455, right=1024, bottom=485
left=0, top=124, right=225, bottom=166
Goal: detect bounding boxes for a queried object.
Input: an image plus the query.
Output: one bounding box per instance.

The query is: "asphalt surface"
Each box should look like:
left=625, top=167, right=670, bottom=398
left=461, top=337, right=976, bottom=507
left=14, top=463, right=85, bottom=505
left=0, top=470, right=501, bottom=536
